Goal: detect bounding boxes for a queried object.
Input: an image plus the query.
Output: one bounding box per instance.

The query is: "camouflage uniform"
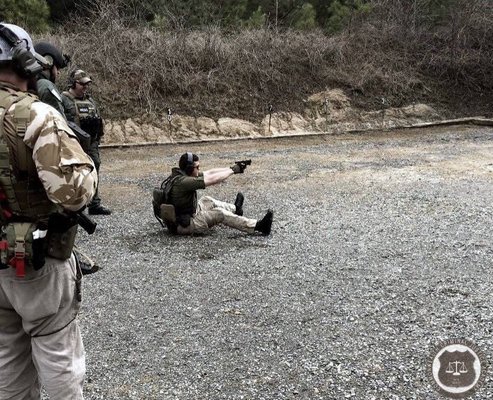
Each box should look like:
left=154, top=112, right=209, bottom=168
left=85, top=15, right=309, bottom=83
left=61, top=90, right=104, bottom=211
left=0, top=81, right=97, bottom=399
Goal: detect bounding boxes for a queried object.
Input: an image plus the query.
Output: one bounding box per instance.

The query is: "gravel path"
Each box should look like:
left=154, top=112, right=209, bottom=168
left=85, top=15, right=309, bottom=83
left=71, top=125, right=492, bottom=399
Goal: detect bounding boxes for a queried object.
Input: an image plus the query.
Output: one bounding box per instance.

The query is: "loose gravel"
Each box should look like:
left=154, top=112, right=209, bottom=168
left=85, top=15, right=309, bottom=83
left=61, top=125, right=493, bottom=399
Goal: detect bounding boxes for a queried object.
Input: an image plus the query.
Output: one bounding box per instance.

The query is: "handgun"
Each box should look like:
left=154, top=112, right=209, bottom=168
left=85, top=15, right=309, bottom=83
left=235, top=159, right=252, bottom=166
left=76, top=212, right=97, bottom=235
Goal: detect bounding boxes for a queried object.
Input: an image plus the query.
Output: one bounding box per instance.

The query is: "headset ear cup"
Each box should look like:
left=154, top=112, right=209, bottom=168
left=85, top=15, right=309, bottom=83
left=11, top=45, right=42, bottom=78
left=186, top=152, right=194, bottom=174
left=68, top=72, right=76, bottom=88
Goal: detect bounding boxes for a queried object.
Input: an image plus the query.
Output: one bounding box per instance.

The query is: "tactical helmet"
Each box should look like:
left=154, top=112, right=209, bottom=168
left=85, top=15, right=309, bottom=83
left=0, top=23, right=46, bottom=77
left=34, top=41, right=70, bottom=69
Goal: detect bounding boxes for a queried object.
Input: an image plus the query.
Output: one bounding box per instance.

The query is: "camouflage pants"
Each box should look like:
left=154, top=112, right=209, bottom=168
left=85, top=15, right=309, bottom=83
left=0, top=254, right=85, bottom=399
left=178, top=195, right=257, bottom=235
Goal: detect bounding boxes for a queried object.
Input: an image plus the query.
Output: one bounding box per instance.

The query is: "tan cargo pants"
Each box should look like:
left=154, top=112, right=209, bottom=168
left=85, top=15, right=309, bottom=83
left=178, top=195, right=257, bottom=234
left=0, top=254, right=85, bottom=399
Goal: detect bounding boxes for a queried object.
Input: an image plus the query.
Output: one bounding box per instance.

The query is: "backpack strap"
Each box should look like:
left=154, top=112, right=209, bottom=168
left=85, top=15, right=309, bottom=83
left=160, top=174, right=180, bottom=190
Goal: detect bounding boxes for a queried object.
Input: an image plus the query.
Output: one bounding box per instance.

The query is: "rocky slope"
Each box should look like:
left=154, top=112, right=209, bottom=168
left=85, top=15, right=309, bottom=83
left=102, top=89, right=444, bottom=146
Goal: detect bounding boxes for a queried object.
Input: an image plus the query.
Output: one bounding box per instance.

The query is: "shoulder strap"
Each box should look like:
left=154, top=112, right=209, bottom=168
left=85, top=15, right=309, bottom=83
left=0, top=91, right=33, bottom=217
left=12, top=95, right=36, bottom=175
left=160, top=174, right=180, bottom=190
left=62, top=90, right=74, bottom=99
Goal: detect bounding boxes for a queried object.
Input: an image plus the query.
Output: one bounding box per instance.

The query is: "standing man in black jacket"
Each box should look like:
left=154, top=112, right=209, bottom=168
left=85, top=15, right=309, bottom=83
left=62, top=69, right=111, bottom=215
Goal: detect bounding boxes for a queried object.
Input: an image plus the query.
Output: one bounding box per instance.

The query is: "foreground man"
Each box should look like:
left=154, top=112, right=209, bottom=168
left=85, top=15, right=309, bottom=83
left=162, top=152, right=273, bottom=235
left=0, top=23, right=97, bottom=399
left=62, top=69, right=111, bottom=215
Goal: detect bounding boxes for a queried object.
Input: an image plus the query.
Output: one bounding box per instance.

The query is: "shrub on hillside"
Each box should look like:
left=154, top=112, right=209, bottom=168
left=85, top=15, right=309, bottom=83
left=36, top=0, right=493, bottom=122
left=1, top=0, right=50, bottom=33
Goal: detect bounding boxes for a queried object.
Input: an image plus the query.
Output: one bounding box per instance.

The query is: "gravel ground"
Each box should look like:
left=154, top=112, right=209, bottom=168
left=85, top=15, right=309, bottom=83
left=69, top=125, right=492, bottom=399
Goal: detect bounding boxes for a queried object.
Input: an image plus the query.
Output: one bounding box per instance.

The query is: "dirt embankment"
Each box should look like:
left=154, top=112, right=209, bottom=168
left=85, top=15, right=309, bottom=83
left=102, top=89, right=460, bottom=146
left=42, top=2, right=492, bottom=146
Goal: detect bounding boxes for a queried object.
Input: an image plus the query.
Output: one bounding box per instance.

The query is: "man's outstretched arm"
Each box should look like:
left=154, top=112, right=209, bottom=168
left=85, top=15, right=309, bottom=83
left=203, top=167, right=234, bottom=186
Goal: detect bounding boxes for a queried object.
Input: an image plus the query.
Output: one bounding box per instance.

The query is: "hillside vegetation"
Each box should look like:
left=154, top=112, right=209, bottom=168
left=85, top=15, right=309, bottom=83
left=35, top=0, right=493, bottom=123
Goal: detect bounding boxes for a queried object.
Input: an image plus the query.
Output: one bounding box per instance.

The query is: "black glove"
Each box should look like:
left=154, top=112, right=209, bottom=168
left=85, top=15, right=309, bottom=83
left=231, top=162, right=247, bottom=174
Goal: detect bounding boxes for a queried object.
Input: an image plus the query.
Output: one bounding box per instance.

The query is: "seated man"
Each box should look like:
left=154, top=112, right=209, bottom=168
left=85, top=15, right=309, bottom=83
left=165, top=152, right=273, bottom=236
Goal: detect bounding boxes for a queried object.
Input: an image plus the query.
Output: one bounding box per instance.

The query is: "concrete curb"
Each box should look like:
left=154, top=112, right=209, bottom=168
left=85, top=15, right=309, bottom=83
left=99, top=117, right=493, bottom=149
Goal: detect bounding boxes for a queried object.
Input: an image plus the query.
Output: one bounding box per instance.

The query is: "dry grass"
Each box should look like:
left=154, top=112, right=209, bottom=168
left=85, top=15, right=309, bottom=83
left=36, top=0, right=493, bottom=122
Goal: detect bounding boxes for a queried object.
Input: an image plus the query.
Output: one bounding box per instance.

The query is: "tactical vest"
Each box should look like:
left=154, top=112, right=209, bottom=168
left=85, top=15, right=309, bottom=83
left=0, top=86, right=74, bottom=277
left=0, top=87, right=58, bottom=224
left=62, top=91, right=102, bottom=138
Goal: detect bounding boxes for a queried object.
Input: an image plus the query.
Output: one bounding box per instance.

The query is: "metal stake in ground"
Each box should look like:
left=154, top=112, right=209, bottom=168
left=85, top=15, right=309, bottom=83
left=167, top=107, right=173, bottom=132
left=268, top=104, right=273, bottom=134
left=380, top=97, right=387, bottom=128
left=324, top=98, right=330, bottom=132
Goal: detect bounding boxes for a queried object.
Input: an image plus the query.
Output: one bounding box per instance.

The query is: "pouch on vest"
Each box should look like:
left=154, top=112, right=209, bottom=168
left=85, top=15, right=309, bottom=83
left=46, top=225, right=77, bottom=260
left=46, top=213, right=78, bottom=260
left=0, top=222, right=46, bottom=277
left=160, top=204, right=176, bottom=223
left=80, top=116, right=103, bottom=139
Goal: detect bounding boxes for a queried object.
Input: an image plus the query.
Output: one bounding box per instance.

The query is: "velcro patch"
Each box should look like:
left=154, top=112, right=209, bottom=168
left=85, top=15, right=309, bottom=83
left=50, top=88, right=62, bottom=102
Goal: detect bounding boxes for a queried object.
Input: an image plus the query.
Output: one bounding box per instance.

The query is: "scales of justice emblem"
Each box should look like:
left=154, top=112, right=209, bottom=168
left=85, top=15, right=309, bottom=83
left=430, top=339, right=486, bottom=399
left=437, top=349, right=476, bottom=387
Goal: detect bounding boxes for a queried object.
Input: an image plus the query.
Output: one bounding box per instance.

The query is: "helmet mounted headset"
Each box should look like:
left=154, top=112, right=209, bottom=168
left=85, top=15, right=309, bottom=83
left=0, top=23, right=47, bottom=78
